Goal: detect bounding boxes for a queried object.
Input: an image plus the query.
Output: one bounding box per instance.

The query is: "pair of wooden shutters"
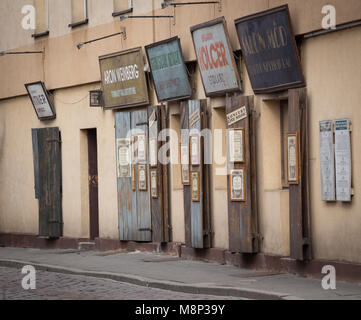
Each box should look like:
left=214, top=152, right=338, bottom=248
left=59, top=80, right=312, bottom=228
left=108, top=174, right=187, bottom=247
left=31, top=127, right=63, bottom=238
left=115, top=106, right=169, bottom=242
left=225, top=91, right=311, bottom=260
left=180, top=100, right=211, bottom=249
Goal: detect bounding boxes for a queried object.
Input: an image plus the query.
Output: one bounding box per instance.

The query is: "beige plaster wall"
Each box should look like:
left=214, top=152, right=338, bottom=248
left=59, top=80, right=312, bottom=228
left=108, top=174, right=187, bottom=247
left=302, top=26, right=361, bottom=263
left=0, top=83, right=119, bottom=239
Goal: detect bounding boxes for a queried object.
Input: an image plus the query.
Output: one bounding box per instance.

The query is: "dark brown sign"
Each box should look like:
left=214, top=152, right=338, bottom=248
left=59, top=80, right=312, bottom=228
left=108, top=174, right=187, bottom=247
left=99, top=47, right=149, bottom=109
left=235, top=5, right=305, bottom=93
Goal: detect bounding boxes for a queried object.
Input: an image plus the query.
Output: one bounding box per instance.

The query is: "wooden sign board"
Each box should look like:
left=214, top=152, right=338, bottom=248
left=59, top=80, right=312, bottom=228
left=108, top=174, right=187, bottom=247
left=235, top=5, right=305, bottom=93
left=99, top=47, right=149, bottom=109
left=146, top=37, right=191, bottom=102
left=191, top=17, right=242, bottom=96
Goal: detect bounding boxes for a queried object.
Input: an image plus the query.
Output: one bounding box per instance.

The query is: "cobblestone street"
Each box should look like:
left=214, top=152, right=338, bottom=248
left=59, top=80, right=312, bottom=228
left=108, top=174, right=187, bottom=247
left=0, top=266, right=240, bottom=300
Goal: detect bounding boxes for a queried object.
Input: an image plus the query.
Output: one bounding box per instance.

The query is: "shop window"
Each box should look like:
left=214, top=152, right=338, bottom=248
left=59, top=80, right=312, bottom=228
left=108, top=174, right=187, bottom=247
left=69, top=0, right=88, bottom=28
left=112, top=0, right=133, bottom=16
left=280, top=100, right=289, bottom=188
left=32, top=0, right=49, bottom=38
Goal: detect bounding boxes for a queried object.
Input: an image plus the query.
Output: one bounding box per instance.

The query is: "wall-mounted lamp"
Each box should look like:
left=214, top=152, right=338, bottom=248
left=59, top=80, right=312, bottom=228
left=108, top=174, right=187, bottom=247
left=119, top=15, right=174, bottom=21
left=0, top=51, right=44, bottom=56
left=161, top=1, right=219, bottom=9
left=76, top=29, right=126, bottom=50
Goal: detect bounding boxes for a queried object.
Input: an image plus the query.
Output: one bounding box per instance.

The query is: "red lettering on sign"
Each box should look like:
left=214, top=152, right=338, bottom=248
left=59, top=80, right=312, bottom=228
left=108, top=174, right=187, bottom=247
left=197, top=41, right=229, bottom=71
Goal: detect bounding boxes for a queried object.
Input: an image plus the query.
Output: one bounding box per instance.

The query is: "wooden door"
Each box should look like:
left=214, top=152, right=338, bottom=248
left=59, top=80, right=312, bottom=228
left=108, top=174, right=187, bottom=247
left=88, top=129, right=99, bottom=240
left=148, top=105, right=170, bottom=242
left=115, top=109, right=151, bottom=241
left=31, top=127, right=63, bottom=238
left=226, top=95, right=258, bottom=253
left=181, top=100, right=211, bottom=249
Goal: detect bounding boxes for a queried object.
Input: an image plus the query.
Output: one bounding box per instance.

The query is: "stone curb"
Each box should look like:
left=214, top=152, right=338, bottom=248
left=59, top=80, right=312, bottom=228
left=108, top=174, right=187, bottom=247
left=0, top=258, right=302, bottom=300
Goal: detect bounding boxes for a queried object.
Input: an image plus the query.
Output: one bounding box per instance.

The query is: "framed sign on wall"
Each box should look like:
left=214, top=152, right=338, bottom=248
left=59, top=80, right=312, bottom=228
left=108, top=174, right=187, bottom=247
left=228, top=129, right=245, bottom=163
left=146, top=37, right=191, bottom=103
left=229, top=168, right=246, bottom=202
left=190, top=17, right=242, bottom=96
left=235, top=5, right=305, bottom=93
left=287, top=132, right=299, bottom=184
left=138, top=164, right=147, bottom=191
left=25, top=81, right=56, bottom=120
left=150, top=169, right=158, bottom=198
left=181, top=143, right=190, bottom=185
left=99, top=47, right=149, bottom=109
left=191, top=171, right=200, bottom=202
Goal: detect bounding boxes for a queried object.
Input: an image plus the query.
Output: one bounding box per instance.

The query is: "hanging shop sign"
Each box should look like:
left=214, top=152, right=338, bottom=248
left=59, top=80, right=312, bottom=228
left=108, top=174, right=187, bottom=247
left=145, top=37, right=191, bottom=102
left=234, top=5, right=305, bottom=93
left=25, top=81, right=56, bottom=120
left=190, top=17, right=242, bottom=96
left=99, top=47, right=149, bottom=109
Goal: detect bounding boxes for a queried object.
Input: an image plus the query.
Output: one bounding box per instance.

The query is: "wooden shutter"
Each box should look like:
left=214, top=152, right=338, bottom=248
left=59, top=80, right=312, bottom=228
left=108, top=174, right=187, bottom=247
left=226, top=95, right=258, bottom=253
left=32, top=127, right=63, bottom=238
left=148, top=105, right=170, bottom=242
left=180, top=101, right=191, bottom=247
left=288, top=88, right=312, bottom=260
left=115, top=109, right=151, bottom=241
left=181, top=100, right=211, bottom=249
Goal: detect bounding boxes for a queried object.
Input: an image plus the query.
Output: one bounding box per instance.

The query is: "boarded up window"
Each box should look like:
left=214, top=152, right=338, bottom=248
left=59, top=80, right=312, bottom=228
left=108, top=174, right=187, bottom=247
left=34, top=0, right=48, bottom=33
left=71, top=0, right=87, bottom=24
left=113, top=0, right=132, bottom=13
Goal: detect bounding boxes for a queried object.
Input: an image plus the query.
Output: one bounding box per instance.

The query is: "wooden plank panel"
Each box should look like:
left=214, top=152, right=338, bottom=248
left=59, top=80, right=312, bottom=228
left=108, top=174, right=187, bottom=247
left=37, top=127, right=62, bottom=238
left=115, top=111, right=130, bottom=240
left=200, top=100, right=211, bottom=248
left=148, top=105, right=163, bottom=242
left=180, top=101, right=191, bottom=247
left=189, top=100, right=203, bottom=248
left=132, top=109, right=151, bottom=241
left=226, top=95, right=258, bottom=253
left=160, top=105, right=170, bottom=242
left=31, top=129, right=40, bottom=199
left=288, top=88, right=311, bottom=260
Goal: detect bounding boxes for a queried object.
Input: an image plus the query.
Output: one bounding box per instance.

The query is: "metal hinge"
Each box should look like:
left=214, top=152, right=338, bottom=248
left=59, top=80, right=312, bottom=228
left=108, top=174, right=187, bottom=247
left=138, top=228, right=152, bottom=232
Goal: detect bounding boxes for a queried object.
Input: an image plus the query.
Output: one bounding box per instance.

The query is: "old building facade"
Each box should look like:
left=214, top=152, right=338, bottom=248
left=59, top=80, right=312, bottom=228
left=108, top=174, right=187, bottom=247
left=0, top=0, right=360, bottom=279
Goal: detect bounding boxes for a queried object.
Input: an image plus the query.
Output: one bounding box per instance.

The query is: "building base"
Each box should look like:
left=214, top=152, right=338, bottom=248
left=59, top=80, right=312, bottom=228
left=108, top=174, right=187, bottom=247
left=0, top=233, right=360, bottom=283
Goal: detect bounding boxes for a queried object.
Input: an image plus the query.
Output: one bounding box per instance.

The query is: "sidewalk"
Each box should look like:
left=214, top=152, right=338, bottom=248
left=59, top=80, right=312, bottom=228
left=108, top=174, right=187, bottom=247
left=0, top=247, right=360, bottom=300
